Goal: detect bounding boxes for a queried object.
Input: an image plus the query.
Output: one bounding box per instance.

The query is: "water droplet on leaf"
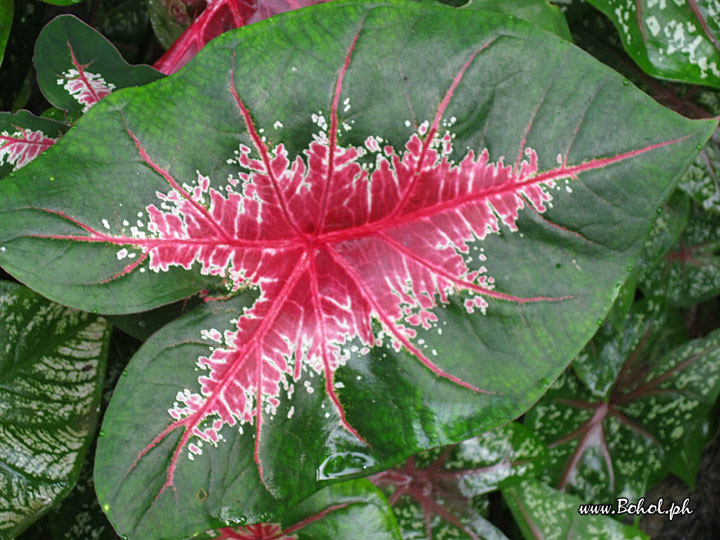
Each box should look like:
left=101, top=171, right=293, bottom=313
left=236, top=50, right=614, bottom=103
left=122, top=370, right=128, bottom=377
left=102, top=503, right=110, bottom=511
left=596, top=319, right=603, bottom=326
left=696, top=144, right=703, bottom=151
left=656, top=207, right=663, bottom=214
left=555, top=262, right=562, bottom=269
left=99, top=429, right=105, bottom=437
left=316, top=452, right=377, bottom=481
left=622, top=79, right=629, bottom=86
left=196, top=488, right=208, bottom=502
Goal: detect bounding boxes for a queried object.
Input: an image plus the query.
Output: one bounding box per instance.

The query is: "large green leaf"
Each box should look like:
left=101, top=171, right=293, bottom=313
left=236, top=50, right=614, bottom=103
left=503, top=480, right=648, bottom=540
left=371, top=423, right=546, bottom=540
left=0, top=0, right=713, bottom=538
left=527, top=302, right=720, bottom=502
left=587, top=0, right=720, bottom=88
left=0, top=281, right=110, bottom=538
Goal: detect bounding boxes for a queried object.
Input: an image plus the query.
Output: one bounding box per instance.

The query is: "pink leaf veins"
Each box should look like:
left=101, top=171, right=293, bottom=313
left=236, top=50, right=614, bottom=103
left=0, top=128, right=56, bottom=171
left=58, top=42, right=116, bottom=112
left=37, top=38, right=686, bottom=496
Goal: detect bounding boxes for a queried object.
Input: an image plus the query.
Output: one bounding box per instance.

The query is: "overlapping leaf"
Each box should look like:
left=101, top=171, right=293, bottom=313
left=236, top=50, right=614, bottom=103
left=0, top=1, right=713, bottom=538
left=0, top=281, right=110, bottom=539
left=587, top=0, right=720, bottom=88
left=503, top=480, right=648, bottom=540
left=0, top=110, right=69, bottom=179
left=640, top=204, right=720, bottom=306
left=196, top=480, right=401, bottom=540
left=527, top=301, right=720, bottom=502
left=33, top=14, right=163, bottom=119
left=370, top=423, right=546, bottom=540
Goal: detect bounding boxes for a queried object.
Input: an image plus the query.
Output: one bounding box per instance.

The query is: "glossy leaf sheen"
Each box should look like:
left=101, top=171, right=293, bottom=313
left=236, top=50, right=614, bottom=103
left=0, top=1, right=712, bottom=538
left=0, top=282, right=110, bottom=539
left=503, top=480, right=648, bottom=540
left=587, top=0, right=720, bottom=88
left=198, top=480, right=401, bottom=540
left=463, top=0, right=572, bottom=41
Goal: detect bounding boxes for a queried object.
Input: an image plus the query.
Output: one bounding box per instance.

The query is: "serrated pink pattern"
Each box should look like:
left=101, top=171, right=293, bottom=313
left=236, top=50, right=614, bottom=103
left=0, top=128, right=56, bottom=171
left=33, top=36, right=688, bottom=497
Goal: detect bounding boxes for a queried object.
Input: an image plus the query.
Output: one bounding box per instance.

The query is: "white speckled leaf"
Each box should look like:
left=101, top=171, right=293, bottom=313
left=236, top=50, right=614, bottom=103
left=527, top=298, right=720, bottom=501
left=587, top=0, right=720, bottom=88
left=0, top=281, right=110, bottom=539
left=640, top=204, right=720, bottom=306
left=371, top=423, right=546, bottom=540
left=679, top=128, right=720, bottom=212
left=503, top=480, right=648, bottom=540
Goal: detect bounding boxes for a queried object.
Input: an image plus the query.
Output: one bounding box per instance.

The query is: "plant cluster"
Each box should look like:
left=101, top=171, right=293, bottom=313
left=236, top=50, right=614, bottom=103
left=0, top=1, right=719, bottom=539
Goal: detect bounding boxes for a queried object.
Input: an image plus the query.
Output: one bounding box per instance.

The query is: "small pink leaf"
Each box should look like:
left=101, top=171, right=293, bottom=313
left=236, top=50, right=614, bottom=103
left=0, top=127, right=56, bottom=171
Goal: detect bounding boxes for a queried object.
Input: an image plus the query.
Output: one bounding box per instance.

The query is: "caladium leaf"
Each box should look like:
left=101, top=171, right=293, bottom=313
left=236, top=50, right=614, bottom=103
left=196, top=479, right=401, bottom=540
left=33, top=15, right=163, bottom=120
left=527, top=300, right=720, bottom=502
left=680, top=127, right=720, bottom=212
left=639, top=204, right=720, bottom=306
left=370, top=423, right=546, bottom=540
left=153, top=0, right=330, bottom=74
left=0, top=110, right=69, bottom=179
left=463, top=0, right=572, bottom=41
left=0, top=0, right=713, bottom=537
left=0, top=281, right=111, bottom=539
left=502, top=480, right=648, bottom=540
left=586, top=0, right=720, bottom=88
left=0, top=0, right=11, bottom=68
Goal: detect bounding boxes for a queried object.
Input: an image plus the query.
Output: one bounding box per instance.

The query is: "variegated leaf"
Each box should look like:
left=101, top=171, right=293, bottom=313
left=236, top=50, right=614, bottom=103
left=0, top=282, right=110, bottom=539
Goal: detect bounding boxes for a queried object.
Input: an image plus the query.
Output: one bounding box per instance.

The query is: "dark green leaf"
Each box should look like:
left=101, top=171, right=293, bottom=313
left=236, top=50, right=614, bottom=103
left=0, top=0, right=12, bottom=69
left=33, top=15, right=163, bottom=119
left=587, top=0, right=720, bottom=88
left=0, top=281, right=111, bottom=538
left=503, top=480, right=648, bottom=540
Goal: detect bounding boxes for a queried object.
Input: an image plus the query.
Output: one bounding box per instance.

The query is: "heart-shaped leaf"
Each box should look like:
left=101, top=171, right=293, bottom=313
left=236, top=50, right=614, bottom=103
left=0, top=1, right=714, bottom=538
left=527, top=301, right=720, bottom=501
left=370, top=423, right=546, bottom=540
left=587, top=0, right=720, bottom=88
left=197, top=479, right=401, bottom=540
left=0, top=281, right=110, bottom=539
left=503, top=480, right=648, bottom=540
left=33, top=14, right=163, bottom=119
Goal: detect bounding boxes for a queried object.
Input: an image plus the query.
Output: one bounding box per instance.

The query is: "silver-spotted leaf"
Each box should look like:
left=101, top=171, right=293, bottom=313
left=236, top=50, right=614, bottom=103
left=587, top=0, right=720, bottom=88
left=503, top=480, right=648, bottom=540
left=528, top=302, right=720, bottom=502
left=639, top=204, right=720, bottom=306
left=0, top=281, right=110, bottom=539
left=371, top=423, right=546, bottom=540
left=0, top=1, right=713, bottom=538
